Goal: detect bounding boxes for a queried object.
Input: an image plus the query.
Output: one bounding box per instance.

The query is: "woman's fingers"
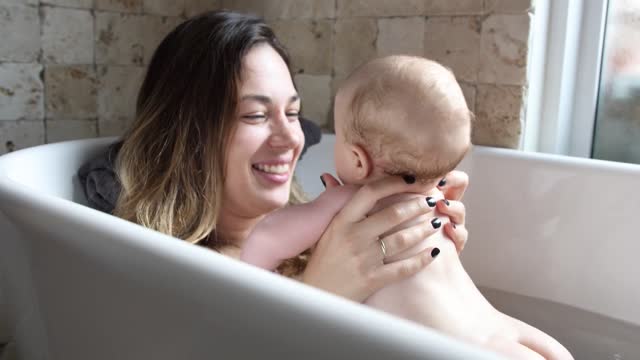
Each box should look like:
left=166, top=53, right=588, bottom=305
left=377, top=217, right=440, bottom=260
left=435, top=199, right=465, bottom=225
left=443, top=222, right=468, bottom=254
left=437, top=170, right=469, bottom=201
left=361, top=196, right=435, bottom=242
left=371, top=246, right=441, bottom=287
left=320, top=173, right=341, bottom=189
left=339, top=176, right=415, bottom=223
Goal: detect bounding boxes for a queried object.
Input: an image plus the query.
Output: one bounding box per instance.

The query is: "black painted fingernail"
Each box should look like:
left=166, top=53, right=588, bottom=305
left=320, top=176, right=326, bottom=188
left=438, top=178, right=447, bottom=187
left=426, top=197, right=437, bottom=207
left=452, top=223, right=457, bottom=229
left=431, top=218, right=441, bottom=229
left=403, top=175, right=416, bottom=184
left=431, top=247, right=440, bottom=258
left=441, top=199, right=450, bottom=206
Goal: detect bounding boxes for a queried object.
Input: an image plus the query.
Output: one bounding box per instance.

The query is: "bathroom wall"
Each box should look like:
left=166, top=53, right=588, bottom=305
left=0, top=0, right=533, bottom=155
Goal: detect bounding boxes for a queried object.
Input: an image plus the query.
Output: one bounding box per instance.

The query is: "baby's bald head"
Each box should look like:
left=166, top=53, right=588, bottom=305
left=334, top=55, right=472, bottom=183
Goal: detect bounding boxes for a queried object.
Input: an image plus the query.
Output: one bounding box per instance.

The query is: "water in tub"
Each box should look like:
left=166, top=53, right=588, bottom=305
left=480, top=287, right=640, bottom=360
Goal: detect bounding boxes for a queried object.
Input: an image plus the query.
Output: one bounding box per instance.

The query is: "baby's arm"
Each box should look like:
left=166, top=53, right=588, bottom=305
left=240, top=185, right=359, bottom=271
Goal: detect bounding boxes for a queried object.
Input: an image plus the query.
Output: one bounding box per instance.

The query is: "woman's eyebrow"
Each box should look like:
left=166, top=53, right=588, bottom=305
left=240, top=94, right=300, bottom=104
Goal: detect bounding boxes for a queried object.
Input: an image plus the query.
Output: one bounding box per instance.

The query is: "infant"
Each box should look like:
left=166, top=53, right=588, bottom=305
left=241, top=55, right=573, bottom=360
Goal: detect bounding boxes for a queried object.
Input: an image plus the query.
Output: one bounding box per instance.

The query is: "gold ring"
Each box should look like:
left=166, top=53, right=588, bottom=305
left=380, top=239, right=387, bottom=257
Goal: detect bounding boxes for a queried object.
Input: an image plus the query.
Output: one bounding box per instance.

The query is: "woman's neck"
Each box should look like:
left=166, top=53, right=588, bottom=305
left=216, top=209, right=265, bottom=249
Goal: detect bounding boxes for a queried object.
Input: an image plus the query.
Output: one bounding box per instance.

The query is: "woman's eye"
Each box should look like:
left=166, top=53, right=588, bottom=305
left=242, top=114, right=267, bottom=122
left=286, top=112, right=300, bottom=119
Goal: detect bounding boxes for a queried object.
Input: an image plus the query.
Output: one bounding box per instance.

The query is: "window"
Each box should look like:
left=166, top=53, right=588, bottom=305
left=525, top=0, right=640, bottom=165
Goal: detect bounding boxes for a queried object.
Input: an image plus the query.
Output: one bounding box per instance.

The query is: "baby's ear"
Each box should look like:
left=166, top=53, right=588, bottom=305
left=349, top=144, right=373, bottom=180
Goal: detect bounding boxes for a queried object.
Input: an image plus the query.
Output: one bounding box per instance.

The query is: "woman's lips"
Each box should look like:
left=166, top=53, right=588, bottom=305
left=252, top=162, right=291, bottom=185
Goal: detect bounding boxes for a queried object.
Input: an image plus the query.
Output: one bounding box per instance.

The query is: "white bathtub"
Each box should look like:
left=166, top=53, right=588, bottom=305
left=0, top=135, right=638, bottom=360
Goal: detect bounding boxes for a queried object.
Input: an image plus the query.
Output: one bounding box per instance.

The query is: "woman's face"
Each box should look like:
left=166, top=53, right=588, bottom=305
left=223, top=44, right=304, bottom=219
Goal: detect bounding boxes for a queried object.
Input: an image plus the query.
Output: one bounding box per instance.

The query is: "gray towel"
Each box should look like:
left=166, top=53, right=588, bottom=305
left=78, top=117, right=322, bottom=213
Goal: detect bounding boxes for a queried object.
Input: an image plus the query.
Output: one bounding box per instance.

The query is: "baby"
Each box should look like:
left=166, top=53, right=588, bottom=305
left=241, top=56, right=573, bottom=360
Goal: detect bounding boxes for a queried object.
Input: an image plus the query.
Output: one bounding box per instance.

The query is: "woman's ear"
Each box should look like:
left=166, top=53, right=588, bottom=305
left=348, top=144, right=372, bottom=181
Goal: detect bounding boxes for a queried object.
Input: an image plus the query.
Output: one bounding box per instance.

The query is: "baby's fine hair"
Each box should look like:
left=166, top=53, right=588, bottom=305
left=338, top=55, right=472, bottom=183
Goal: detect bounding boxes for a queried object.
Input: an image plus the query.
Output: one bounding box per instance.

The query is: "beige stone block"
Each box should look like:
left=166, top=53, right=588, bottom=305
left=459, top=82, right=476, bottom=112
left=294, top=74, right=331, bottom=127
left=424, top=0, right=483, bottom=15
left=424, top=16, right=480, bottom=82
left=95, top=0, right=143, bottom=13
left=0, top=0, right=38, bottom=5
left=484, top=0, right=532, bottom=14
left=97, top=66, right=145, bottom=118
left=479, top=14, right=530, bottom=85
left=0, top=63, right=44, bottom=121
left=0, top=120, right=45, bottom=155
left=143, top=0, right=184, bottom=16
left=221, top=0, right=263, bottom=16
left=45, top=65, right=97, bottom=118
left=263, top=0, right=335, bottom=20
left=0, top=4, right=40, bottom=62
left=473, top=84, right=523, bottom=148
left=377, top=17, right=424, bottom=57
left=46, top=119, right=98, bottom=143
left=98, top=116, right=133, bottom=137
left=141, top=16, right=184, bottom=65
left=42, top=7, right=93, bottom=64
left=41, top=0, right=93, bottom=8
left=337, top=0, right=424, bottom=17
left=334, top=18, right=376, bottom=77
left=270, top=19, right=333, bottom=75
left=95, top=12, right=145, bottom=65
left=185, top=0, right=220, bottom=17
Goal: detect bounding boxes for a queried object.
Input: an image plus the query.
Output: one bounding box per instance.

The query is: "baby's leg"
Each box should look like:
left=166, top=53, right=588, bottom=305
left=486, top=335, right=545, bottom=360
left=504, top=315, right=574, bottom=360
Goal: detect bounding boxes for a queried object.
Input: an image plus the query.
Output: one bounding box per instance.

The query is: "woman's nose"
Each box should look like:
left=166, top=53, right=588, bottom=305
left=269, top=113, right=301, bottom=149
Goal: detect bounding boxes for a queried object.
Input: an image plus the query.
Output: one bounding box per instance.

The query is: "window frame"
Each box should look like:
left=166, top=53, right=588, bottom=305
left=524, top=0, right=609, bottom=158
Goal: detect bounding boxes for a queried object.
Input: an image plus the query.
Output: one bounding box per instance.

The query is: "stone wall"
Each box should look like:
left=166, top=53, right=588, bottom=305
left=0, top=0, right=533, bottom=155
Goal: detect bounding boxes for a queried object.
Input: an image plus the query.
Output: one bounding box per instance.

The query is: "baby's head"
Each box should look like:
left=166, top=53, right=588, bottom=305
left=333, top=55, right=472, bottom=188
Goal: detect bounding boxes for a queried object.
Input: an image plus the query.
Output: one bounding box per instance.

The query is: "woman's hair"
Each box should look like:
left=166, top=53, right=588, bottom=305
left=114, top=10, right=306, bottom=251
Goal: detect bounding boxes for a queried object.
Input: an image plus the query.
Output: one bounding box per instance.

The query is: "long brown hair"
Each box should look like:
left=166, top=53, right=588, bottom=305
left=114, top=11, right=306, bottom=250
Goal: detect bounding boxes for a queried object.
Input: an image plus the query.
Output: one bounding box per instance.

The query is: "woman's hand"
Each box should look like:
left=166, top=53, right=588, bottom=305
left=302, top=174, right=442, bottom=303
left=435, top=170, right=469, bottom=253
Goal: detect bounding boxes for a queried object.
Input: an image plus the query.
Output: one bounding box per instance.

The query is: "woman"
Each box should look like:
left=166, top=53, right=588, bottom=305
left=112, top=10, right=469, bottom=303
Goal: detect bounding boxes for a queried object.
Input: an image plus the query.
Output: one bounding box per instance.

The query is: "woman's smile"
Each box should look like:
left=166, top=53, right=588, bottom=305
left=252, top=159, right=293, bottom=185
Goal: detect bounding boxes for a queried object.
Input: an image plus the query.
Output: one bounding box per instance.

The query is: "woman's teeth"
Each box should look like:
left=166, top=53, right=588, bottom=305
left=253, top=163, right=290, bottom=174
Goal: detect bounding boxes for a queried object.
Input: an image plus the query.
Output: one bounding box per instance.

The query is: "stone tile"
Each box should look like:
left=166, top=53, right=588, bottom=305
left=95, top=12, right=144, bottom=65
left=294, top=74, right=331, bottom=127
left=424, top=16, right=481, bottom=83
left=95, top=0, right=143, bottom=13
left=424, top=0, right=483, bottom=15
left=0, top=0, right=38, bottom=5
left=143, top=0, right=184, bottom=16
left=98, top=116, right=132, bottom=137
left=337, top=0, right=424, bottom=17
left=473, top=84, right=524, bottom=148
left=263, top=0, right=335, bottom=20
left=41, top=0, right=93, bottom=8
left=333, top=18, right=376, bottom=77
left=220, top=0, right=263, bottom=16
left=41, top=7, right=93, bottom=64
left=97, top=66, right=145, bottom=119
left=459, top=82, right=476, bottom=113
left=0, top=120, right=45, bottom=155
left=185, top=0, right=220, bottom=17
left=484, top=0, right=533, bottom=14
left=141, top=16, right=183, bottom=65
left=0, top=4, right=40, bottom=62
left=270, top=19, right=333, bottom=75
left=479, top=14, right=530, bottom=85
left=377, top=17, right=424, bottom=57
left=45, top=65, right=97, bottom=118
left=45, top=119, right=97, bottom=143
left=0, top=63, right=44, bottom=121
